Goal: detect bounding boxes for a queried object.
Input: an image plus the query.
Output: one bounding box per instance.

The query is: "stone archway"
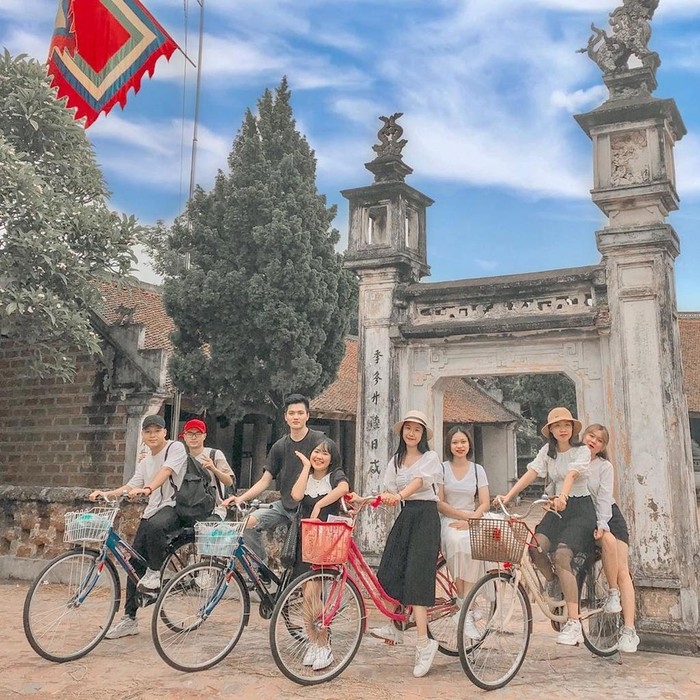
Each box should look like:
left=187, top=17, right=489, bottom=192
left=343, top=6, right=699, bottom=653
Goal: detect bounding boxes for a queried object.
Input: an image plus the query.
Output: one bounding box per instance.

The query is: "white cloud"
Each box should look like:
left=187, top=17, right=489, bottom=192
left=550, top=85, right=608, bottom=113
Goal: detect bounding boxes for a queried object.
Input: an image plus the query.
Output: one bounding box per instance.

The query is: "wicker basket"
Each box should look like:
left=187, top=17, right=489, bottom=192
left=301, top=519, right=353, bottom=565
left=64, top=508, right=119, bottom=544
left=195, top=521, right=245, bottom=557
left=468, top=518, right=529, bottom=563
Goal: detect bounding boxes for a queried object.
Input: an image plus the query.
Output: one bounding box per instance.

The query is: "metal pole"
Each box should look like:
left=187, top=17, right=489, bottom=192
left=171, top=0, right=205, bottom=439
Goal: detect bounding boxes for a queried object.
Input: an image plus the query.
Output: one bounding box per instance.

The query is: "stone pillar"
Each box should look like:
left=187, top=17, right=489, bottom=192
left=342, top=115, right=434, bottom=558
left=576, top=69, right=699, bottom=651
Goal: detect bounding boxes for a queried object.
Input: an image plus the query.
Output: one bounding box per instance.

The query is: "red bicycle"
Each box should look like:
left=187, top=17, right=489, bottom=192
left=268, top=496, right=458, bottom=685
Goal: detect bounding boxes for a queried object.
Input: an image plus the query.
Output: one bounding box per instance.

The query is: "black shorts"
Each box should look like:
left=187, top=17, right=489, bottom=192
left=607, top=503, right=630, bottom=544
left=534, top=494, right=596, bottom=555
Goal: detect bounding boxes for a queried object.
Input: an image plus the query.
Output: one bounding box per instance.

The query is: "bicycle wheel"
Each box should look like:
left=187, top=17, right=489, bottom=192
left=152, top=561, right=248, bottom=672
left=427, top=558, right=459, bottom=656
left=23, top=549, right=119, bottom=662
left=160, top=533, right=197, bottom=583
left=579, top=559, right=621, bottom=657
left=270, top=569, right=365, bottom=686
left=458, top=571, right=532, bottom=691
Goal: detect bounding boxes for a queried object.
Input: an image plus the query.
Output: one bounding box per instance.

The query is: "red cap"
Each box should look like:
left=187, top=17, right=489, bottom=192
left=183, top=418, right=207, bottom=434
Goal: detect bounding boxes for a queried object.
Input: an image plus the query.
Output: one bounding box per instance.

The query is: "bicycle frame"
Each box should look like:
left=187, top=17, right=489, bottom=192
left=68, top=528, right=147, bottom=607
left=491, top=524, right=568, bottom=626
left=315, top=538, right=453, bottom=629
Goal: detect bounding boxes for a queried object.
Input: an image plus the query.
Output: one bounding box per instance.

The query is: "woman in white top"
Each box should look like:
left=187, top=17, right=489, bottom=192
left=583, top=423, right=639, bottom=653
left=368, top=410, right=443, bottom=679
left=437, top=425, right=490, bottom=605
left=497, top=407, right=596, bottom=647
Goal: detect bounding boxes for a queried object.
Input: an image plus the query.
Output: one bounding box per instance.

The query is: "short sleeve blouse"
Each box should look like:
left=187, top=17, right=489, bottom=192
left=527, top=444, right=591, bottom=497
left=382, top=450, right=442, bottom=502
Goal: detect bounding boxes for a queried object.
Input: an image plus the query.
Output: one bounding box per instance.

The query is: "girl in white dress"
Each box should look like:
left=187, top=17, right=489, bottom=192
left=437, top=426, right=490, bottom=607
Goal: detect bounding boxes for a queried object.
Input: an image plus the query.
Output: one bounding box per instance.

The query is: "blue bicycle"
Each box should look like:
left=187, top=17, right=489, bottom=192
left=23, top=496, right=196, bottom=662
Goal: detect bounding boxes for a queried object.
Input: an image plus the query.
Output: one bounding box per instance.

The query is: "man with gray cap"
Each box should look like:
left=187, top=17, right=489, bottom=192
left=89, top=414, right=187, bottom=639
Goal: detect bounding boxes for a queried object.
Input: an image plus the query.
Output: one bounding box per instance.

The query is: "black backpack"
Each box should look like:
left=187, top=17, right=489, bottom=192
left=171, top=451, right=217, bottom=522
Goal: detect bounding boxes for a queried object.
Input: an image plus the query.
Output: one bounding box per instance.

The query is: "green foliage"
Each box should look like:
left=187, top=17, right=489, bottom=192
left=0, top=51, right=137, bottom=379
left=476, top=373, right=577, bottom=456
left=146, top=78, right=357, bottom=419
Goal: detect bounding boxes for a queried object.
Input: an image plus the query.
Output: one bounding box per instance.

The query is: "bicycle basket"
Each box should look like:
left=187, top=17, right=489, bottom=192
left=195, top=521, right=244, bottom=556
left=301, top=519, right=353, bottom=565
left=469, top=518, right=529, bottom=563
left=64, top=508, right=119, bottom=543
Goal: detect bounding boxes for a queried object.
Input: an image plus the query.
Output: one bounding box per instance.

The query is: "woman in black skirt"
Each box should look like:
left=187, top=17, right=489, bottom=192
left=368, top=410, right=443, bottom=678
left=583, top=423, right=639, bottom=653
left=497, top=407, right=596, bottom=647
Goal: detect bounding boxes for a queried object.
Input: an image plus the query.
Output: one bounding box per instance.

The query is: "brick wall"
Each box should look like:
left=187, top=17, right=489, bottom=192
left=0, top=339, right=128, bottom=488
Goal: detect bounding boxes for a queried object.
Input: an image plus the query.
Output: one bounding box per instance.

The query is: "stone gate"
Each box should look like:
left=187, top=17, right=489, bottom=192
left=343, top=1, right=699, bottom=653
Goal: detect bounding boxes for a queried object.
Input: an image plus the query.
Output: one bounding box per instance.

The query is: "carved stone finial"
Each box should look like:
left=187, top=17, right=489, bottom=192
left=372, top=113, right=408, bottom=160
left=579, top=0, right=660, bottom=98
left=366, top=112, right=413, bottom=183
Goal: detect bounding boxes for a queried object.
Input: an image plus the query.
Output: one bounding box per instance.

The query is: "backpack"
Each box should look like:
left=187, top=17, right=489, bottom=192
left=208, top=448, right=236, bottom=501
left=171, top=451, right=217, bottom=522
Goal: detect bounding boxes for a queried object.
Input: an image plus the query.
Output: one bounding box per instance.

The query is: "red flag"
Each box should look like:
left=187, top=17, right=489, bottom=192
left=47, top=0, right=179, bottom=127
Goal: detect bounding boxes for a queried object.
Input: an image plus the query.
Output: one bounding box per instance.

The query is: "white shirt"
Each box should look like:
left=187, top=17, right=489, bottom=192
left=127, top=440, right=187, bottom=518
left=587, top=456, right=616, bottom=531
left=527, top=444, right=591, bottom=497
left=383, top=450, right=442, bottom=502
left=441, top=461, right=488, bottom=511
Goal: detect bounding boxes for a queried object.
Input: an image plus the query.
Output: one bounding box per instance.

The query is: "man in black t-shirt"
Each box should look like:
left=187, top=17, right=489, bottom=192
left=224, top=394, right=324, bottom=565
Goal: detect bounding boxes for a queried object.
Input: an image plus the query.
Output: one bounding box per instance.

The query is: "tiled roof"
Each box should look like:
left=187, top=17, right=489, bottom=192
left=311, top=338, right=358, bottom=419
left=680, top=313, right=700, bottom=413
left=97, top=279, right=174, bottom=352
left=443, top=378, right=519, bottom=424
left=310, top=338, right=517, bottom=424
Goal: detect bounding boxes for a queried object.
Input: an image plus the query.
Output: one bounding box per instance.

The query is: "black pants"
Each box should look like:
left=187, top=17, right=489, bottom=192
left=125, top=506, right=180, bottom=618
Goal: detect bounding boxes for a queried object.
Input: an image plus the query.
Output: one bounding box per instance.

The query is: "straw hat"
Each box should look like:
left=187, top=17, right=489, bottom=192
left=541, top=407, right=582, bottom=438
left=392, top=410, right=433, bottom=441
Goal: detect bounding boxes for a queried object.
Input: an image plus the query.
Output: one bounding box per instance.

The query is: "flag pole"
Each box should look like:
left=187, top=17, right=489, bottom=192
left=171, top=0, right=205, bottom=438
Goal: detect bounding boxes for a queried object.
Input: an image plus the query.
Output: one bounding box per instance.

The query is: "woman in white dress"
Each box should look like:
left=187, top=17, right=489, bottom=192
left=437, top=426, right=490, bottom=610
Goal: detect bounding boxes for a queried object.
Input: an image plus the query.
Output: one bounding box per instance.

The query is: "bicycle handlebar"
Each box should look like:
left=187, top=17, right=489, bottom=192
left=494, top=495, right=562, bottom=520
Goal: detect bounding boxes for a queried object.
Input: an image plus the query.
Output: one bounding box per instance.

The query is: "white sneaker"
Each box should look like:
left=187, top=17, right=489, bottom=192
left=369, top=623, right=404, bottom=645
left=463, top=610, right=481, bottom=640
left=603, top=588, right=622, bottom=614
left=312, top=644, right=333, bottom=671
left=618, top=627, right=640, bottom=653
left=302, top=643, right=319, bottom=666
left=413, top=638, right=439, bottom=678
left=556, top=619, right=583, bottom=646
left=137, top=568, right=161, bottom=592
left=105, top=615, right=138, bottom=639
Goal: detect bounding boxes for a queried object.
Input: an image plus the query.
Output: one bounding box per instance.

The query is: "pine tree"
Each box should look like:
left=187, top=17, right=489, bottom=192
left=149, top=78, right=356, bottom=421
left=0, top=52, right=137, bottom=380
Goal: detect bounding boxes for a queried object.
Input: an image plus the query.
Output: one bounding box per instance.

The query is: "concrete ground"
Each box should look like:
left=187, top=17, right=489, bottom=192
left=5, top=577, right=700, bottom=700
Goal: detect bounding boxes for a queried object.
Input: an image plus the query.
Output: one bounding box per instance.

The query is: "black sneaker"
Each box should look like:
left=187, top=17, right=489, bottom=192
left=258, top=567, right=272, bottom=585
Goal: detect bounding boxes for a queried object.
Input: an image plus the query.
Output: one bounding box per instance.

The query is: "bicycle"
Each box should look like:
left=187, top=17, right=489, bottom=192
left=23, top=495, right=196, bottom=663
left=456, top=497, right=622, bottom=690
left=268, top=495, right=458, bottom=686
left=151, top=501, right=302, bottom=672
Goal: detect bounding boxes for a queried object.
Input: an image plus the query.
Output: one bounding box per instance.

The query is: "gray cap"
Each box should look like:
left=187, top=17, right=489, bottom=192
left=142, top=415, right=166, bottom=429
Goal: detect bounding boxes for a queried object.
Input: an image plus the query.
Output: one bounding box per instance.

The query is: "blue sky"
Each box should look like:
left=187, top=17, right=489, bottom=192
left=2, top=0, right=700, bottom=309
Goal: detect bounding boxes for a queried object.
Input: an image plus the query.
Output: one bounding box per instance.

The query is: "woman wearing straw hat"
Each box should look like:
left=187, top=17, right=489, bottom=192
left=495, top=407, right=596, bottom=647
left=368, top=410, right=443, bottom=678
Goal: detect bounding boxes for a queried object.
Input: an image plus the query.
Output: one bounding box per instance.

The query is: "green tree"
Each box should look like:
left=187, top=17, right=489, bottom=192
left=0, top=52, right=137, bottom=380
left=477, top=373, right=577, bottom=456
left=147, top=78, right=356, bottom=422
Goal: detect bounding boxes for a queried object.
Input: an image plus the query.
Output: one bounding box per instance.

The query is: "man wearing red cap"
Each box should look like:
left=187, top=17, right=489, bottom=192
left=181, top=418, right=235, bottom=519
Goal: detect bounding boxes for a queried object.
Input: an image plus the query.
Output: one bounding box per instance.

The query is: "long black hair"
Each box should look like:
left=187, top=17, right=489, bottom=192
left=393, top=422, right=430, bottom=468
